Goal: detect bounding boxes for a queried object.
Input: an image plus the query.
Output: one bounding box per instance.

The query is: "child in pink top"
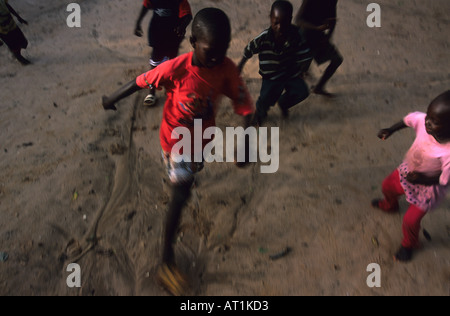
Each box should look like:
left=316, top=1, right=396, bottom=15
left=373, top=90, right=450, bottom=262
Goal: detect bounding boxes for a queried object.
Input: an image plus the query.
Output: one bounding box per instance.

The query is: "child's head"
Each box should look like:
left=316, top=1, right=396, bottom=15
left=425, top=90, right=450, bottom=143
left=190, top=8, right=231, bottom=68
left=270, top=0, right=293, bottom=39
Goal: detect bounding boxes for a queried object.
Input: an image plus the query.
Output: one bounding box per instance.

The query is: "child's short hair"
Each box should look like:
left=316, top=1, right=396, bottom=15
left=192, top=8, right=231, bottom=43
left=431, top=90, right=450, bottom=108
left=271, top=0, right=293, bottom=17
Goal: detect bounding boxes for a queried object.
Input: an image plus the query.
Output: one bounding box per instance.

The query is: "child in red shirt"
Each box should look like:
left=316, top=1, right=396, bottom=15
left=134, top=0, right=192, bottom=106
left=103, top=8, right=255, bottom=295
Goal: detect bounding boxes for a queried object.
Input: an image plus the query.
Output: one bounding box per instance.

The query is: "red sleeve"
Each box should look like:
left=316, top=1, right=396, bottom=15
left=221, top=58, right=255, bottom=117
left=178, top=0, right=192, bottom=18
left=136, top=64, right=168, bottom=90
left=136, top=56, right=182, bottom=90
left=143, top=0, right=152, bottom=9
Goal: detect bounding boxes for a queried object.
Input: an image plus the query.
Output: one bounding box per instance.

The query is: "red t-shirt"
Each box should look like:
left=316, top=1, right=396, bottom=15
left=136, top=52, right=255, bottom=153
left=143, top=0, right=192, bottom=18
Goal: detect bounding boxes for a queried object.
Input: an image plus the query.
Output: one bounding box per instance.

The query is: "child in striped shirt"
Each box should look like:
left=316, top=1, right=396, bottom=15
left=238, top=0, right=312, bottom=124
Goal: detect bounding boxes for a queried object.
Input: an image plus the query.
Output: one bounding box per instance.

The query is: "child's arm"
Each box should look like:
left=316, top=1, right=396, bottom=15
left=135, top=6, right=149, bottom=37
left=103, top=64, right=168, bottom=110
left=238, top=35, right=261, bottom=73
left=6, top=3, right=28, bottom=25
left=406, top=171, right=441, bottom=186
left=102, top=80, right=141, bottom=111
left=174, top=14, right=192, bottom=37
left=377, top=120, right=407, bottom=140
left=237, top=57, right=248, bottom=74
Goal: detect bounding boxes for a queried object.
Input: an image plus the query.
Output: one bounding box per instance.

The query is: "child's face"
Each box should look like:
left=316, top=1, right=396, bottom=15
left=425, top=102, right=450, bottom=143
left=270, top=8, right=291, bottom=39
left=191, top=35, right=229, bottom=69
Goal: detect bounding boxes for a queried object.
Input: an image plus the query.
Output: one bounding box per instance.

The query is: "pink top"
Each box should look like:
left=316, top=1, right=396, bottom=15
left=398, top=112, right=450, bottom=211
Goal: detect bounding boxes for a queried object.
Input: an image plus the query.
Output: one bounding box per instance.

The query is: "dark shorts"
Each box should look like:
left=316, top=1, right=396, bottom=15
left=148, top=16, right=183, bottom=63
left=0, top=27, right=28, bottom=52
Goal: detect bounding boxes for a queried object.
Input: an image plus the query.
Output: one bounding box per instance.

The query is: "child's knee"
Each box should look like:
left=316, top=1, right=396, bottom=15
left=333, top=54, right=343, bottom=67
left=168, top=167, right=195, bottom=186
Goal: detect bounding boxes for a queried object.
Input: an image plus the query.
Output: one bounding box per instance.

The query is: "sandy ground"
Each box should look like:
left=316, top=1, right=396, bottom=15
left=0, top=0, right=449, bottom=296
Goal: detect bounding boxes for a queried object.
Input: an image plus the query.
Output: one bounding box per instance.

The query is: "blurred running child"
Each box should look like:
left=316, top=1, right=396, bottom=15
left=103, top=8, right=255, bottom=295
left=373, top=90, right=450, bottom=262
left=135, top=0, right=192, bottom=106
left=295, top=0, right=343, bottom=97
left=0, top=0, right=30, bottom=65
left=238, top=0, right=312, bottom=125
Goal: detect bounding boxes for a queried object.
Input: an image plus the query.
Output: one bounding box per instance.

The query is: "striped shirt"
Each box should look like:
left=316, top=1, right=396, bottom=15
left=243, top=25, right=312, bottom=81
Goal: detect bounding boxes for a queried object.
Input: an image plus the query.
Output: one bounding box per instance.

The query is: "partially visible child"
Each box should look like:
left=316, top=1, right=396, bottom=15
left=294, top=0, right=343, bottom=97
left=373, top=90, right=450, bottom=262
left=238, top=0, right=312, bottom=125
left=103, top=8, right=255, bottom=295
left=0, top=0, right=30, bottom=65
left=134, top=0, right=192, bottom=106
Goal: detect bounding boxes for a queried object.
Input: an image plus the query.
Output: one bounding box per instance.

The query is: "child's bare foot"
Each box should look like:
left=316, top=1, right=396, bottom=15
left=156, top=263, right=190, bottom=296
left=394, top=246, right=413, bottom=262
left=15, top=54, right=31, bottom=65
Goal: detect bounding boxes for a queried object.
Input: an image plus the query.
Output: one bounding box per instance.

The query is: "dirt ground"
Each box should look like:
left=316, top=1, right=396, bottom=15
left=0, top=0, right=449, bottom=296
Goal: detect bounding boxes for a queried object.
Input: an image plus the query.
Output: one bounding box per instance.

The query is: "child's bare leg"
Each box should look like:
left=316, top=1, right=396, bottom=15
left=313, top=53, right=343, bottom=96
left=157, top=180, right=192, bottom=296
left=162, top=182, right=192, bottom=264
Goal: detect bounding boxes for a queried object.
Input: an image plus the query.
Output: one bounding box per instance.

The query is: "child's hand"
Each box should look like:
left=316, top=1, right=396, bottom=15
left=406, top=171, right=423, bottom=184
left=134, top=25, right=143, bottom=37
left=102, top=96, right=117, bottom=111
left=174, top=26, right=186, bottom=38
left=377, top=128, right=392, bottom=140
left=317, top=23, right=331, bottom=32
left=407, top=171, right=441, bottom=186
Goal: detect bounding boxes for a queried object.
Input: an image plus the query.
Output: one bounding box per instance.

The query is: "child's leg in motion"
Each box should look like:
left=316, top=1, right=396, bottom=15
left=144, top=49, right=168, bottom=106
left=313, top=47, right=343, bottom=96
left=162, top=182, right=192, bottom=264
left=157, top=181, right=192, bottom=296
left=278, top=78, right=309, bottom=117
left=157, top=154, right=198, bottom=295
left=395, top=204, right=426, bottom=262
left=256, top=80, right=284, bottom=124
left=372, top=169, right=404, bottom=212
left=12, top=48, right=30, bottom=65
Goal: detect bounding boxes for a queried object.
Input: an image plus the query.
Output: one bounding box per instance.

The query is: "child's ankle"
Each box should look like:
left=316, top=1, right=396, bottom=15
left=395, top=246, right=413, bottom=262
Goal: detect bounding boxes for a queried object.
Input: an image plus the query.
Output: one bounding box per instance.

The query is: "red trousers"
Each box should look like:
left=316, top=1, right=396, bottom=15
left=380, top=169, right=427, bottom=249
